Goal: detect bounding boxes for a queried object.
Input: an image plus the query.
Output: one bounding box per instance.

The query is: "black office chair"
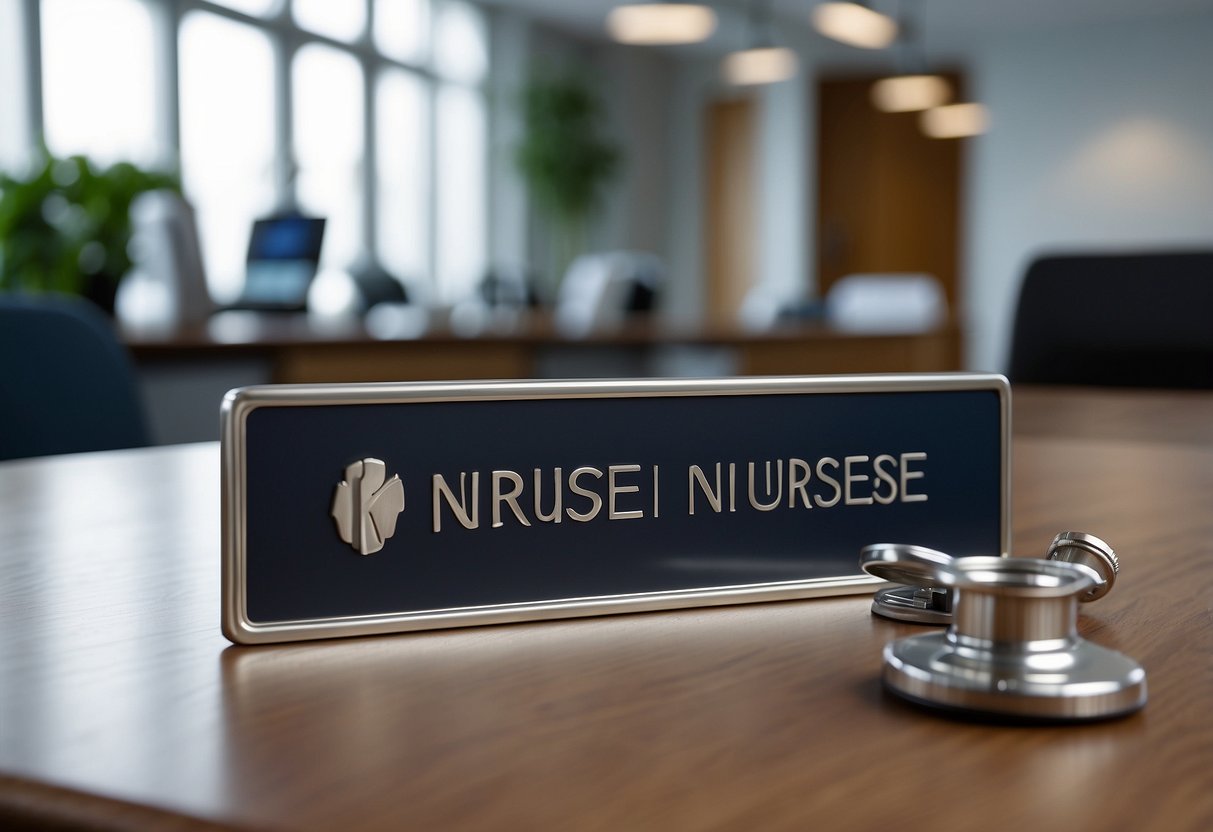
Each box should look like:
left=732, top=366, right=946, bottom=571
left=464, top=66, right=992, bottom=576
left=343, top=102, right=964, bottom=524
left=0, top=293, right=150, bottom=461
left=1007, top=252, right=1213, bottom=389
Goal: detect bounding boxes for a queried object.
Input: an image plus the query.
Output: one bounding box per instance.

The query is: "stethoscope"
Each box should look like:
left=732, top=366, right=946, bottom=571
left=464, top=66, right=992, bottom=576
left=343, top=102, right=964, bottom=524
left=858, top=532, right=1146, bottom=721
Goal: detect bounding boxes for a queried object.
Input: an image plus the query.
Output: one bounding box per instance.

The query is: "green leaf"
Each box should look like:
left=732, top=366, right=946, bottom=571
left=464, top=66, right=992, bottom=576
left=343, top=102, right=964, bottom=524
left=0, top=148, right=180, bottom=301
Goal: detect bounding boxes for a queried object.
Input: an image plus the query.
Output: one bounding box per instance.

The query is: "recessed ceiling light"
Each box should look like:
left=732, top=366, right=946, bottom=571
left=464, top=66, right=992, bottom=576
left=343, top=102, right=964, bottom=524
left=871, top=75, right=951, bottom=112
left=811, top=2, right=898, bottom=50
left=606, top=4, right=717, bottom=46
left=722, top=46, right=798, bottom=86
left=921, top=102, right=990, bottom=138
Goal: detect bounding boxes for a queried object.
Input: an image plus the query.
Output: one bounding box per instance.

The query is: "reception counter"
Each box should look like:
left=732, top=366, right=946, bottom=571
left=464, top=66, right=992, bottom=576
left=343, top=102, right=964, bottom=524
left=122, top=313, right=963, bottom=443
left=123, top=311, right=962, bottom=382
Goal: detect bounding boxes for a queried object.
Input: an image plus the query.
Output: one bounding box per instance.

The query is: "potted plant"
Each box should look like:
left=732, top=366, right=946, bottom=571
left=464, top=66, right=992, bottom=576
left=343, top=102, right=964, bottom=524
left=0, top=149, right=179, bottom=314
left=515, top=70, right=621, bottom=296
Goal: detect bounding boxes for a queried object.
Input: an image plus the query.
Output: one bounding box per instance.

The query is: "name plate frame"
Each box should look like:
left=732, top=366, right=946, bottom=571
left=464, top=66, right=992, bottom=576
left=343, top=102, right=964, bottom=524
left=222, top=373, right=1010, bottom=645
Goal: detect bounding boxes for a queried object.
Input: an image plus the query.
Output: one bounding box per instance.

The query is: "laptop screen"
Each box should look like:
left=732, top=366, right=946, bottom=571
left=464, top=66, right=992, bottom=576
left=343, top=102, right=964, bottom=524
left=241, top=216, right=326, bottom=307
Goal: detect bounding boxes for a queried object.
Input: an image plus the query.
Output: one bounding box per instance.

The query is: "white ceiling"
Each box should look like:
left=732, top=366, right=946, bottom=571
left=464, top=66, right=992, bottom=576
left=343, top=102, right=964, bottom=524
left=481, top=0, right=1213, bottom=55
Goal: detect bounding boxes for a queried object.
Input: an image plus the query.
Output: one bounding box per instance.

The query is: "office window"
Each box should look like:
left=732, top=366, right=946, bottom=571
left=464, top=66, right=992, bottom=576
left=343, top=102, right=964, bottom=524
left=374, top=0, right=430, bottom=64
left=208, top=0, right=278, bottom=16
left=11, top=0, right=490, bottom=304
left=40, top=0, right=157, bottom=165
left=435, top=84, right=486, bottom=301
left=293, top=44, right=365, bottom=269
left=376, top=69, right=429, bottom=287
left=293, top=0, right=367, bottom=44
left=0, top=0, right=28, bottom=168
left=433, top=0, right=488, bottom=84
left=431, top=0, right=488, bottom=300
left=179, top=12, right=277, bottom=302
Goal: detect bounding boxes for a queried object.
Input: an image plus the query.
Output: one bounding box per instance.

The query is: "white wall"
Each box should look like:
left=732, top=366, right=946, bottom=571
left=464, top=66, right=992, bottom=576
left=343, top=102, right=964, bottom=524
left=963, top=13, right=1213, bottom=372
left=756, top=60, right=813, bottom=307
left=597, top=46, right=674, bottom=259
left=662, top=52, right=817, bottom=325
left=493, top=17, right=678, bottom=300
left=661, top=56, right=715, bottom=324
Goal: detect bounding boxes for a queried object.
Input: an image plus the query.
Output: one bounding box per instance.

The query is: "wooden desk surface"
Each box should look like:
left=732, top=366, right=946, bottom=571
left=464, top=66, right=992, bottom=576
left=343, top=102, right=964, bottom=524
left=1, top=387, right=1210, bottom=831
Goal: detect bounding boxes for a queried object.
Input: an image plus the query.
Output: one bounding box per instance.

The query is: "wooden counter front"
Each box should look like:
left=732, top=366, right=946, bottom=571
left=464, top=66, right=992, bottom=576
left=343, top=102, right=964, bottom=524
left=122, top=312, right=963, bottom=382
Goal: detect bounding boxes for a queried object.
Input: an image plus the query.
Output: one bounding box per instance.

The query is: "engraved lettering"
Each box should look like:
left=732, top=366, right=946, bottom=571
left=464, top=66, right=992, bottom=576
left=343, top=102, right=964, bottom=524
left=492, top=470, right=532, bottom=528
left=653, top=465, right=660, bottom=519
left=433, top=471, right=479, bottom=532
left=608, top=464, right=643, bottom=520
left=533, top=467, right=563, bottom=523
left=844, top=455, right=873, bottom=506
left=567, top=466, right=604, bottom=522
left=788, top=457, right=812, bottom=508
left=689, top=463, right=723, bottom=515
left=872, top=454, right=898, bottom=505
left=748, top=460, right=783, bottom=511
left=429, top=449, right=926, bottom=534
left=900, top=452, right=928, bottom=502
left=814, top=457, right=841, bottom=508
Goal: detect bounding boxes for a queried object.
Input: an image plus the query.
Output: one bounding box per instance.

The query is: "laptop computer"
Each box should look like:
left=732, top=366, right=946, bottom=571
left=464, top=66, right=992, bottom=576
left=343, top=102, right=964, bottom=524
left=227, top=215, right=326, bottom=311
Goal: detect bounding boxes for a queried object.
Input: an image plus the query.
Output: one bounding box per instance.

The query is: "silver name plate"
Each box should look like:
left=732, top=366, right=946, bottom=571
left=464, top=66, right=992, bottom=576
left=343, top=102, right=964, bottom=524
left=221, top=374, right=1010, bottom=644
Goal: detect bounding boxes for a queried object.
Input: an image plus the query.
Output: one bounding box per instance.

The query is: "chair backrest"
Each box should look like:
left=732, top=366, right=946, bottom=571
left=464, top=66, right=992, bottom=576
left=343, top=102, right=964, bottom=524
left=825, top=273, right=947, bottom=333
left=0, top=294, right=149, bottom=460
left=1007, top=252, right=1213, bottom=389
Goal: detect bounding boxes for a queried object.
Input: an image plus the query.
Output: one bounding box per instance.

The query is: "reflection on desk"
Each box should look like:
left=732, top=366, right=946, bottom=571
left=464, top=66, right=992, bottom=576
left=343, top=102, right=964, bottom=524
left=1, top=388, right=1210, bottom=830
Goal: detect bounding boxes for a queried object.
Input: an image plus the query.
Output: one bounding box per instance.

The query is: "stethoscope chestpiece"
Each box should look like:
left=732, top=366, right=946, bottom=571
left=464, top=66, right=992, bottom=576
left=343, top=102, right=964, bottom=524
left=1045, top=531, right=1118, bottom=601
left=860, top=532, right=1119, bottom=624
left=869, top=553, right=1147, bottom=721
left=860, top=543, right=957, bottom=624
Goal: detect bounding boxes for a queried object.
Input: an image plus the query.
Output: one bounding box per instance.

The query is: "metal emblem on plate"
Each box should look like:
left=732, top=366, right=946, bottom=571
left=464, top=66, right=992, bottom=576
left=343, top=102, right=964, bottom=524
left=331, top=458, right=405, bottom=555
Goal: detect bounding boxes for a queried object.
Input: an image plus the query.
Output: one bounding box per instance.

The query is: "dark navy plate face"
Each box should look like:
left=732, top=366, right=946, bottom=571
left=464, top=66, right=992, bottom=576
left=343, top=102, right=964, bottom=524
left=237, top=385, right=1004, bottom=627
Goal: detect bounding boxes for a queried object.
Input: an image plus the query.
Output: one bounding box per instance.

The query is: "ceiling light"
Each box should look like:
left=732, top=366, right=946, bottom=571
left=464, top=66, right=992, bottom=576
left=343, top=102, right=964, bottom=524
left=723, top=46, right=798, bottom=86
left=920, top=102, right=989, bottom=138
left=811, top=2, right=897, bottom=49
left=871, top=74, right=951, bottom=112
left=606, top=4, right=717, bottom=46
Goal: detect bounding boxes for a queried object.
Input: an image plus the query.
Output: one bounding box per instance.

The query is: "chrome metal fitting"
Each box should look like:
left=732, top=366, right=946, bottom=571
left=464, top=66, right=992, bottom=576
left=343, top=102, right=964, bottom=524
left=878, top=555, right=1147, bottom=720
left=861, top=531, right=1118, bottom=625
left=1046, top=531, right=1118, bottom=602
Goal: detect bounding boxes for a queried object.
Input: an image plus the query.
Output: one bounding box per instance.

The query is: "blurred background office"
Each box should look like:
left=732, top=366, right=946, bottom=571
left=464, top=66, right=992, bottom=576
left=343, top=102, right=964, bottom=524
left=2, top=0, right=1212, bottom=451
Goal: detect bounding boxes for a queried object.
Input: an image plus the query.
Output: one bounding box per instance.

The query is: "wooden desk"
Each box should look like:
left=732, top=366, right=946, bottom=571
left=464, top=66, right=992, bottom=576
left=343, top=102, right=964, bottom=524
left=123, top=314, right=962, bottom=445
left=123, top=313, right=962, bottom=383
left=1, top=387, right=1210, bottom=830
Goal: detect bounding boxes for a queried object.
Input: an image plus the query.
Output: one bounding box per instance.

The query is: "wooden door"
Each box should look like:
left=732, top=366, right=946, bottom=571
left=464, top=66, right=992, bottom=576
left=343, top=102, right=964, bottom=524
left=705, top=97, right=756, bottom=324
left=816, top=75, right=962, bottom=312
